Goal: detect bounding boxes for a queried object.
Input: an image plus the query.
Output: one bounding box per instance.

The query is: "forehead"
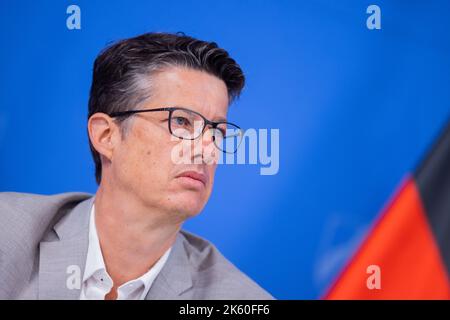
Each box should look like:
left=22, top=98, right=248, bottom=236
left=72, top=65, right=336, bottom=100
left=146, top=67, right=229, bottom=121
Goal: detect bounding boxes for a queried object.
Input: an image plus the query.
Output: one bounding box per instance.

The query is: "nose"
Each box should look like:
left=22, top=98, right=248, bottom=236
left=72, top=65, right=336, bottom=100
left=191, top=127, right=218, bottom=165
left=202, top=127, right=215, bottom=146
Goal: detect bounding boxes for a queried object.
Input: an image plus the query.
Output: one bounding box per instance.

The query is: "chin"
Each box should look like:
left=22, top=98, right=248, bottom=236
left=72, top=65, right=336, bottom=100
left=171, top=194, right=206, bottom=218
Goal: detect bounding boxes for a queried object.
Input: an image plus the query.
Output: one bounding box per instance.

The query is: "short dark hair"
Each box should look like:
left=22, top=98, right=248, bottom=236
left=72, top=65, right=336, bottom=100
left=87, top=32, right=245, bottom=185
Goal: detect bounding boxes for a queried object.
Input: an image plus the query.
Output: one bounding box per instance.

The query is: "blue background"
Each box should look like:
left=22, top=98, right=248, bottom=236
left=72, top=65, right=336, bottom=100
left=1, top=0, right=449, bottom=299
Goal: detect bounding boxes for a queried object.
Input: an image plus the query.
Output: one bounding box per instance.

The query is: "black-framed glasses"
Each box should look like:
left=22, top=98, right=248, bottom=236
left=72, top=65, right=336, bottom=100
left=109, top=107, right=244, bottom=154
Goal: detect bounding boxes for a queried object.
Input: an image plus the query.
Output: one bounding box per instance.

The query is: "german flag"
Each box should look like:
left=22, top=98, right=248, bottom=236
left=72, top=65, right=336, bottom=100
left=324, top=120, right=450, bottom=299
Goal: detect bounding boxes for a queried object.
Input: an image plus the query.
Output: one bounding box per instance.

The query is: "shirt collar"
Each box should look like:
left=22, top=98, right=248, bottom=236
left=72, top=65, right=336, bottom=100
left=82, top=203, right=108, bottom=282
left=138, top=245, right=172, bottom=296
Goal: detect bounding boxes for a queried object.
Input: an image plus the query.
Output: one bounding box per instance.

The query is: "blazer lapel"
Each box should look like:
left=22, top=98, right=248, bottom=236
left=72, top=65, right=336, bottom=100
left=145, top=232, right=193, bottom=299
left=38, top=197, right=94, bottom=299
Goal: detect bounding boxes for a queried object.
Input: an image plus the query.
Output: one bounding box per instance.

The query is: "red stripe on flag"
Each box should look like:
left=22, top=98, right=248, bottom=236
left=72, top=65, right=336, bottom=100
left=324, top=176, right=450, bottom=299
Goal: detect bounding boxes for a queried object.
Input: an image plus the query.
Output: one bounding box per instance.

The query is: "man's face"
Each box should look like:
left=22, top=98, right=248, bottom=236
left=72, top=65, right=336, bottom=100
left=110, top=67, right=229, bottom=220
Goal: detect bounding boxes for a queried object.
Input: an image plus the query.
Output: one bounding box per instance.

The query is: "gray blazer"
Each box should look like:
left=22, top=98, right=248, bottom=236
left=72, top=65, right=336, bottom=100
left=0, top=192, right=273, bottom=300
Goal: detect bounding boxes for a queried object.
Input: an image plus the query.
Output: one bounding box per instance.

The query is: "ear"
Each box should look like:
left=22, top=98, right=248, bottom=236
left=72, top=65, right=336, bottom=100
left=87, top=113, right=120, bottom=161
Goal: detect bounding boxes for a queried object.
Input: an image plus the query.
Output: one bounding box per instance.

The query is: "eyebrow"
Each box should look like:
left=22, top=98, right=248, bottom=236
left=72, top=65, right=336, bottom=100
left=213, top=116, right=228, bottom=122
left=172, top=105, right=227, bottom=123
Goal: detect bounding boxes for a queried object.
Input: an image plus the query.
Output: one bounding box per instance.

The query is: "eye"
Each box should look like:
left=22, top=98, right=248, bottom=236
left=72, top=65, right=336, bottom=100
left=172, top=116, right=191, bottom=127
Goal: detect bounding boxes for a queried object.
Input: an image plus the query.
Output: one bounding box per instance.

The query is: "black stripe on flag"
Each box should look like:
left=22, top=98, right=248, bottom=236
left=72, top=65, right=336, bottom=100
left=414, top=119, right=450, bottom=277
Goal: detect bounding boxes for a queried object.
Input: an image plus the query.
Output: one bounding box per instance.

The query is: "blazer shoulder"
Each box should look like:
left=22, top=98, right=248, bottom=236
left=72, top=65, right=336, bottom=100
left=0, top=191, right=92, bottom=212
left=179, top=229, right=275, bottom=300
left=0, top=191, right=92, bottom=248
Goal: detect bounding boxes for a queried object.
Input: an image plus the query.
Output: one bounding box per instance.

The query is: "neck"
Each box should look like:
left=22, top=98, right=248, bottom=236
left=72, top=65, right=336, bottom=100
left=93, top=182, right=182, bottom=287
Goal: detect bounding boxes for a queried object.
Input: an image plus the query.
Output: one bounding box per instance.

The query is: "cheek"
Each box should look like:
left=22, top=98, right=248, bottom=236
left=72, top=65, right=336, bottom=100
left=115, top=141, right=147, bottom=187
left=119, top=129, right=171, bottom=186
left=144, top=145, right=174, bottom=178
left=138, top=141, right=173, bottom=183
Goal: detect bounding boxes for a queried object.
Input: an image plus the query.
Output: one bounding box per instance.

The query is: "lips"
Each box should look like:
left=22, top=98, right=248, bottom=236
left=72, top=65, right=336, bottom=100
left=176, top=170, right=208, bottom=186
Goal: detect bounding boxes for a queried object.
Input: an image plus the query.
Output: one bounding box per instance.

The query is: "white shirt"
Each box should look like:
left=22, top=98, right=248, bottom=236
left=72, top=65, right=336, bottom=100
left=80, top=204, right=172, bottom=300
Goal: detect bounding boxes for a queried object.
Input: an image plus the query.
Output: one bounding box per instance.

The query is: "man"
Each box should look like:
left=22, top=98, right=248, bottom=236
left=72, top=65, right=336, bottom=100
left=0, top=32, right=273, bottom=300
